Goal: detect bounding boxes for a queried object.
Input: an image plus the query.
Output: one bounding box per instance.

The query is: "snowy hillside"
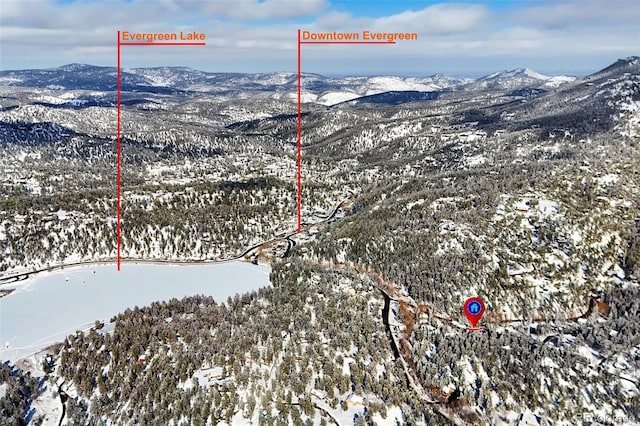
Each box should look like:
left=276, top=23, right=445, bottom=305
left=0, top=57, right=638, bottom=426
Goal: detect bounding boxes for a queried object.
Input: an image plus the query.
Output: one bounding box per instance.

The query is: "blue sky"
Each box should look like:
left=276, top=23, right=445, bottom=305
left=2, top=0, right=639, bottom=76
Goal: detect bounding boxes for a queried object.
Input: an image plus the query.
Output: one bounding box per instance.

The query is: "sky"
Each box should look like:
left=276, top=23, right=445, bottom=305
left=0, top=0, right=639, bottom=77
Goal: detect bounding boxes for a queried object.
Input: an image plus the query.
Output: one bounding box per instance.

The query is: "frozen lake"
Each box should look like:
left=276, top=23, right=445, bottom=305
left=0, top=262, right=270, bottom=362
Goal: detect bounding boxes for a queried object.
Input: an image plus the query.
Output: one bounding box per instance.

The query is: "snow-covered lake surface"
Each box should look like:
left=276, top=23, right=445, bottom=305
left=0, top=262, right=270, bottom=362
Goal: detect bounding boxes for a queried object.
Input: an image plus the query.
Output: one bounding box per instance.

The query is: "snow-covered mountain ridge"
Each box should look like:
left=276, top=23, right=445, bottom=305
left=0, top=62, right=580, bottom=106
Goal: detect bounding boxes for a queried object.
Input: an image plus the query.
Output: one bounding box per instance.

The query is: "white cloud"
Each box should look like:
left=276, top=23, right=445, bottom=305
left=195, top=0, right=329, bottom=20
left=372, top=4, right=488, bottom=35
left=315, top=11, right=353, bottom=30
left=0, top=0, right=637, bottom=75
left=510, top=0, right=640, bottom=29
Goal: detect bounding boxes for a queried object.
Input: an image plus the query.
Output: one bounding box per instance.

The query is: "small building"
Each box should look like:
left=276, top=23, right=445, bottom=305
left=514, top=199, right=531, bottom=214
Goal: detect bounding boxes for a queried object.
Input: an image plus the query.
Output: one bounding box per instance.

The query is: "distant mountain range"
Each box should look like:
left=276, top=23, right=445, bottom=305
left=0, top=62, right=582, bottom=106
left=0, top=57, right=638, bottom=113
left=462, top=67, right=576, bottom=91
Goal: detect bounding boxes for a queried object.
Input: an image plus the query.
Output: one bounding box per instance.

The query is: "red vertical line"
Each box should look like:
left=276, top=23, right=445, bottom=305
left=116, top=31, right=122, bottom=271
left=297, top=29, right=302, bottom=233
